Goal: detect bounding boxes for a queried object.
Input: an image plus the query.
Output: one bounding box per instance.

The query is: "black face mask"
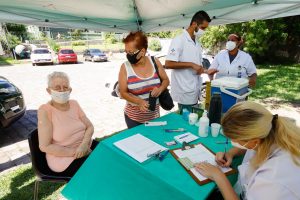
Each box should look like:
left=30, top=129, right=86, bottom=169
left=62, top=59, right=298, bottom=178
left=126, top=50, right=142, bottom=64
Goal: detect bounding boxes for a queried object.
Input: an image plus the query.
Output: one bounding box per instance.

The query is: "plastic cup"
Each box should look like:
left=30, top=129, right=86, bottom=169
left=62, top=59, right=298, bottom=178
left=188, top=113, right=198, bottom=125
left=211, top=123, right=221, bottom=137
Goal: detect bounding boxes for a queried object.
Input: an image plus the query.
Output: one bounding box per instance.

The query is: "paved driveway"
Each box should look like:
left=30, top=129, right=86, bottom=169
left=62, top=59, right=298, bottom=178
left=0, top=57, right=175, bottom=172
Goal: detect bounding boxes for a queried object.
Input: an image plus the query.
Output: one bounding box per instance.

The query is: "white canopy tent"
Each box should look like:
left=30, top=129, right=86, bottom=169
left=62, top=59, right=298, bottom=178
left=0, top=0, right=299, bottom=32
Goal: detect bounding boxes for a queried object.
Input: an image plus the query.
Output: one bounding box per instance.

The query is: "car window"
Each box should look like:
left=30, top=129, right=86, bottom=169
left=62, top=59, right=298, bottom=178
left=90, top=49, right=102, bottom=53
left=33, top=49, right=50, bottom=54
left=60, top=49, right=74, bottom=54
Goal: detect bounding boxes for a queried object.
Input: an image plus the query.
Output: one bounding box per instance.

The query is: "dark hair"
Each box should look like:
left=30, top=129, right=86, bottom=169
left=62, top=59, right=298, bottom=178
left=229, top=33, right=242, bottom=41
left=122, top=31, right=148, bottom=50
left=190, top=10, right=211, bottom=25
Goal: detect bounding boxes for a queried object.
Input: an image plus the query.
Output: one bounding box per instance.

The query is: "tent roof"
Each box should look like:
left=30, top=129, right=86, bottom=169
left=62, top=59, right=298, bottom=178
left=0, top=0, right=300, bottom=32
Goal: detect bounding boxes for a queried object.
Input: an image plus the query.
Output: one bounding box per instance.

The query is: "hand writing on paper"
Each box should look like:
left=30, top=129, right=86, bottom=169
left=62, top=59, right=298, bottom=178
left=215, top=152, right=233, bottom=167
left=194, top=162, right=222, bottom=181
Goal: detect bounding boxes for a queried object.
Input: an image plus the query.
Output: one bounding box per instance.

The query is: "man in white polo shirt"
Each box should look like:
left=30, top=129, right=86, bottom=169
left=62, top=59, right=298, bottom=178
left=165, top=10, right=211, bottom=113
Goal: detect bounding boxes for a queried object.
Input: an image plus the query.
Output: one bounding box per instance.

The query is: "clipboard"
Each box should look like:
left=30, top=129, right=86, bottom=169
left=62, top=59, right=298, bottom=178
left=170, top=142, right=237, bottom=185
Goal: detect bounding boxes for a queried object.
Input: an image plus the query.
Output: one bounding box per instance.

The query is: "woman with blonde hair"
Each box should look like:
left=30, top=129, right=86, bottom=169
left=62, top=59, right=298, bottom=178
left=195, top=101, right=300, bottom=200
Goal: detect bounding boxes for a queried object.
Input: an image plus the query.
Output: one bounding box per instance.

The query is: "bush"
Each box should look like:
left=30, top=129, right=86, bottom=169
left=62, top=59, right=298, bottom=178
left=72, top=41, right=85, bottom=46
left=104, top=32, right=118, bottom=44
left=149, top=39, right=162, bottom=51
left=46, top=38, right=60, bottom=53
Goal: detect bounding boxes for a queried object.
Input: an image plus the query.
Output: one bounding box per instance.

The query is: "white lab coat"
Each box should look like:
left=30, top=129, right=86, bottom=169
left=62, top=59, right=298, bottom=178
left=237, top=148, right=300, bottom=200
left=209, top=49, right=257, bottom=79
left=166, top=30, right=203, bottom=105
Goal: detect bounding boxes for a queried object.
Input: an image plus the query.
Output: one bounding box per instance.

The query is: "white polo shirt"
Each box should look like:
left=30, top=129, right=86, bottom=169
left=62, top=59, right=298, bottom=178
left=166, top=30, right=203, bottom=105
left=209, top=49, right=257, bottom=79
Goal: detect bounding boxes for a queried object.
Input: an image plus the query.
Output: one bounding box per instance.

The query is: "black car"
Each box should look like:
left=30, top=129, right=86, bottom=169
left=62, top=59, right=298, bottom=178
left=0, top=76, right=26, bottom=128
left=83, top=49, right=108, bottom=62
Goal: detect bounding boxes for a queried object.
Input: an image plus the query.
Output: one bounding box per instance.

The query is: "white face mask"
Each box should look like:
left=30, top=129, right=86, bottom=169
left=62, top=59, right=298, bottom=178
left=226, top=41, right=237, bottom=51
left=194, top=28, right=205, bottom=37
left=231, top=141, right=249, bottom=150
left=231, top=141, right=257, bottom=150
left=50, top=90, right=70, bottom=104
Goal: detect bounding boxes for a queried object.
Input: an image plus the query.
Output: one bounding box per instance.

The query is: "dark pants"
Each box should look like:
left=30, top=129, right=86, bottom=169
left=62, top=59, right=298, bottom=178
left=178, top=103, right=197, bottom=114
left=53, top=139, right=99, bottom=177
left=124, top=113, right=143, bottom=129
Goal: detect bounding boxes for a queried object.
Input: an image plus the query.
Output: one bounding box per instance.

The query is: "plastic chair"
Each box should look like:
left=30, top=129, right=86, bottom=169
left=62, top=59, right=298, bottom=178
left=28, top=129, right=71, bottom=200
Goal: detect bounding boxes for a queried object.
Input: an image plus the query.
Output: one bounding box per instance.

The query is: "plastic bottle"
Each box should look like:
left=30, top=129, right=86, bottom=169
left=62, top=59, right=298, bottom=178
left=208, top=93, right=222, bottom=125
left=198, top=110, right=209, bottom=137
left=182, top=108, right=190, bottom=121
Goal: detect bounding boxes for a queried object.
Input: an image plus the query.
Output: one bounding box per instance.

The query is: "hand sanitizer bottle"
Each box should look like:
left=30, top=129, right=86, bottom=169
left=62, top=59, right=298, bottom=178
left=198, top=110, right=209, bottom=137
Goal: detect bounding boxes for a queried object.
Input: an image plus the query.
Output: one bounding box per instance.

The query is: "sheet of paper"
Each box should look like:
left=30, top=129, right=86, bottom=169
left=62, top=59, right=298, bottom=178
left=114, top=134, right=167, bottom=163
left=174, top=144, right=232, bottom=181
left=174, top=132, right=199, bottom=144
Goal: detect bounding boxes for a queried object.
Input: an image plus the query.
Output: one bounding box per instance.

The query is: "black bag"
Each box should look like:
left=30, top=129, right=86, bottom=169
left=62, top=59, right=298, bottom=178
left=151, top=56, right=174, bottom=111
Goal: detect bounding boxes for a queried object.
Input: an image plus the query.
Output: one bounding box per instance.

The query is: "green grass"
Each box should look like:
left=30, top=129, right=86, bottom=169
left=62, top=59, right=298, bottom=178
left=0, top=164, right=64, bottom=200
left=0, top=57, right=21, bottom=65
left=250, top=64, right=300, bottom=104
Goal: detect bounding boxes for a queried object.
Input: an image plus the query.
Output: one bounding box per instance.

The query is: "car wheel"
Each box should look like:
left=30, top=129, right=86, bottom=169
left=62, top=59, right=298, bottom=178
left=32, top=63, right=35, bottom=66
left=92, top=57, right=95, bottom=62
left=50, top=62, right=54, bottom=65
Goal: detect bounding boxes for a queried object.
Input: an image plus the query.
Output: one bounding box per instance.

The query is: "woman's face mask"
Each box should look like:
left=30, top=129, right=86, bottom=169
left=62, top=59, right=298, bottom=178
left=126, top=49, right=142, bottom=64
left=231, top=141, right=257, bottom=150
left=226, top=41, right=237, bottom=51
left=50, top=90, right=70, bottom=104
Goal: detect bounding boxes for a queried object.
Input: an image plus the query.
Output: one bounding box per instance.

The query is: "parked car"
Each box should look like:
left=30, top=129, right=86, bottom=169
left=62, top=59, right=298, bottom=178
left=30, top=48, right=53, bottom=66
left=57, top=49, right=78, bottom=64
left=0, top=76, right=26, bottom=128
left=83, top=49, right=107, bottom=62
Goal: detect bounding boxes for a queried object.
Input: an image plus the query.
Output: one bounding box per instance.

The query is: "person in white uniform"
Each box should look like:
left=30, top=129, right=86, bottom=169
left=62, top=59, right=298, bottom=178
left=208, top=34, right=257, bottom=88
left=165, top=10, right=211, bottom=113
left=194, top=101, right=300, bottom=200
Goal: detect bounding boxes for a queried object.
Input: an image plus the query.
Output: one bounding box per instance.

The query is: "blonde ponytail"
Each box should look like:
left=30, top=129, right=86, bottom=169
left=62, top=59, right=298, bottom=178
left=222, top=101, right=300, bottom=169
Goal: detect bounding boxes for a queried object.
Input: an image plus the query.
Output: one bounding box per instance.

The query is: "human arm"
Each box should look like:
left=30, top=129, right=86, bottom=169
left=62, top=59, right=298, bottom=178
left=38, top=107, right=76, bottom=157
left=151, top=58, right=170, bottom=97
left=194, top=162, right=239, bottom=200
left=118, top=64, right=149, bottom=111
left=215, top=147, right=246, bottom=167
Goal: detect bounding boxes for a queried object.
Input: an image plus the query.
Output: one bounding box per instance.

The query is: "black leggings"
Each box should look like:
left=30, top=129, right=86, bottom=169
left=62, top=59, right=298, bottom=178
left=124, top=113, right=143, bottom=129
left=53, top=140, right=99, bottom=177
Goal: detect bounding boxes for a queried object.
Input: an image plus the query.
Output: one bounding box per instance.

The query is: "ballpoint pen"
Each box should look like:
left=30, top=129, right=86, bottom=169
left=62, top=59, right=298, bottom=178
left=179, top=134, right=189, bottom=139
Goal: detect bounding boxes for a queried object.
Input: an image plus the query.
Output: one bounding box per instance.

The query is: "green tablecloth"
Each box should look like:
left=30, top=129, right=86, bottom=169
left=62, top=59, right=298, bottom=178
left=62, top=113, right=241, bottom=200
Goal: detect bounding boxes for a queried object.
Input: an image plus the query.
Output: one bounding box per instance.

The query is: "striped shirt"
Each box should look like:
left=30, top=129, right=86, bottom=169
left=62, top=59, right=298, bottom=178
left=124, top=57, right=161, bottom=123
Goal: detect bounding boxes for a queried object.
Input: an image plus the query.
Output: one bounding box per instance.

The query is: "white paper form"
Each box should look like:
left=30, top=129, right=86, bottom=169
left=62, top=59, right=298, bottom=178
left=114, top=134, right=167, bottom=163
left=174, top=144, right=232, bottom=181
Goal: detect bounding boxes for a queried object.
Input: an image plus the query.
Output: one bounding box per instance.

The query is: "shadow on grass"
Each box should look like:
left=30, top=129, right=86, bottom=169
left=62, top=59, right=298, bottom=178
left=0, top=164, right=64, bottom=200
left=250, top=64, right=300, bottom=107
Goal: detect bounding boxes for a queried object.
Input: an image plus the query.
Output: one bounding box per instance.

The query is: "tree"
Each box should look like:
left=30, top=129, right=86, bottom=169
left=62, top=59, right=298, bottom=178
left=6, top=23, right=29, bottom=41
left=104, top=32, right=118, bottom=44
left=200, top=16, right=300, bottom=63
left=71, top=29, right=83, bottom=40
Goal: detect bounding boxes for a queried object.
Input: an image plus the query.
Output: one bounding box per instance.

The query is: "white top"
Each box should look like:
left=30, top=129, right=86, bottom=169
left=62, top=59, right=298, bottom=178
left=166, top=30, right=203, bottom=105
left=237, top=148, right=300, bottom=200
left=209, top=49, right=257, bottom=79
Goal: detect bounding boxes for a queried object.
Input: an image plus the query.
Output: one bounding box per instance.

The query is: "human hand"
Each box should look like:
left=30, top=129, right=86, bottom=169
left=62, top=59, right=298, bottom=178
left=151, top=87, right=163, bottom=97
left=207, top=68, right=219, bottom=75
left=138, top=99, right=149, bottom=112
left=194, top=162, right=223, bottom=181
left=248, top=78, right=256, bottom=88
left=215, top=152, right=233, bottom=167
left=74, top=143, right=91, bottom=159
left=192, top=63, right=205, bottom=75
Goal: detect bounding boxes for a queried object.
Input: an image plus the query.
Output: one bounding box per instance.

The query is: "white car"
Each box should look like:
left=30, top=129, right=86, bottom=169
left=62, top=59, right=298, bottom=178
left=31, top=48, right=53, bottom=66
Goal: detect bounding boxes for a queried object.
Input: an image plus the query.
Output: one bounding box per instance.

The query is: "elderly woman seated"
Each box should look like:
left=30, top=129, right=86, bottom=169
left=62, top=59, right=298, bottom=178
left=38, top=71, right=98, bottom=177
